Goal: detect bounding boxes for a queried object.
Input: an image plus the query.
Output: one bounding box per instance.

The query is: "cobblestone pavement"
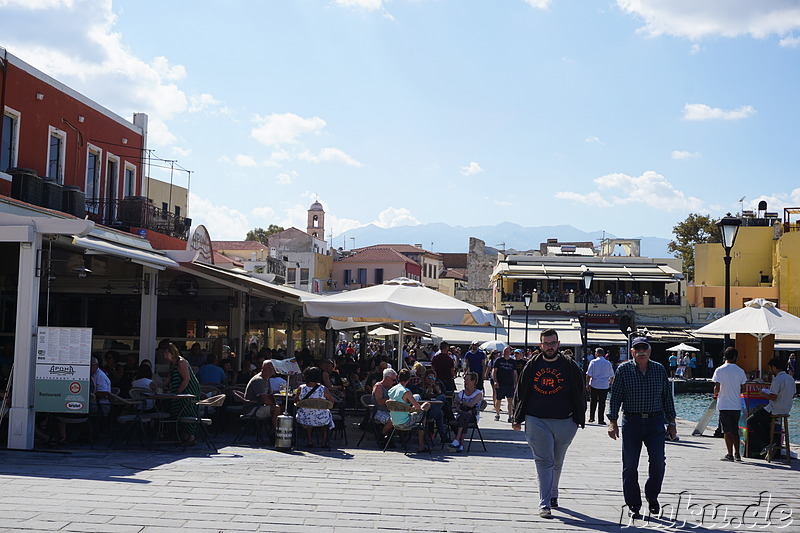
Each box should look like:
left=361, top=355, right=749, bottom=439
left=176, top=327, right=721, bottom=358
left=0, top=389, right=797, bottom=532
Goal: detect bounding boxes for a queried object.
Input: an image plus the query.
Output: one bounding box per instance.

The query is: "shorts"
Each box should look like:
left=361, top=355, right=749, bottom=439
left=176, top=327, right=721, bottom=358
left=374, top=409, right=391, bottom=424
left=719, top=410, right=740, bottom=434
left=496, top=384, right=515, bottom=399
left=394, top=410, right=425, bottom=429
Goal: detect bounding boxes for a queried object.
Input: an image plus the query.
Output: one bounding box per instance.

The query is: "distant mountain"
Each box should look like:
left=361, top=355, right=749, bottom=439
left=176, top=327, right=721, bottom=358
left=332, top=222, right=673, bottom=259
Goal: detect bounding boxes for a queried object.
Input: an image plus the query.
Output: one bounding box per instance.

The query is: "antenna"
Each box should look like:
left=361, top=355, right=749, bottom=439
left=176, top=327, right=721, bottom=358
left=739, top=196, right=746, bottom=215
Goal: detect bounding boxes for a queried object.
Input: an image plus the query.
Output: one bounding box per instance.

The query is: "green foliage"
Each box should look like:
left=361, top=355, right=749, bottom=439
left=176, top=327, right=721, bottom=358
left=245, top=224, right=284, bottom=244
left=668, top=214, right=721, bottom=282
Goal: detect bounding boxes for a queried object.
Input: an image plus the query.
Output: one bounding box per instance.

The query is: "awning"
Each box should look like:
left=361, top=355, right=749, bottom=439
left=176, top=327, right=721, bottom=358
left=430, top=325, right=509, bottom=345
left=176, top=261, right=313, bottom=304
left=587, top=328, right=629, bottom=346
left=639, top=326, right=697, bottom=343
left=774, top=342, right=800, bottom=351
left=73, top=235, right=178, bottom=270
left=493, top=260, right=682, bottom=282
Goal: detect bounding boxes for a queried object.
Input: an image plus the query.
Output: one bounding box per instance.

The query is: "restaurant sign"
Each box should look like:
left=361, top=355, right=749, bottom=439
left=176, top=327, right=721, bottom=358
left=34, top=327, right=92, bottom=414
left=188, top=224, right=214, bottom=264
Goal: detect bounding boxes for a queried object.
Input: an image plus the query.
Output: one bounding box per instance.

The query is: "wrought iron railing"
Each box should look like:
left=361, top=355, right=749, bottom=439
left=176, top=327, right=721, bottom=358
left=84, top=197, right=191, bottom=240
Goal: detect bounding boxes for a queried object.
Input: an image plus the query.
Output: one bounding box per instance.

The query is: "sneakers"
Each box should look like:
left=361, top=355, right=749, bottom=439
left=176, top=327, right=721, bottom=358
left=648, top=500, right=660, bottom=514
left=494, top=414, right=500, bottom=421
left=457, top=445, right=464, bottom=452
left=449, top=439, right=460, bottom=448
left=539, top=507, right=552, bottom=519
left=628, top=508, right=642, bottom=520
left=735, top=454, right=743, bottom=462
left=588, top=419, right=595, bottom=423
left=507, top=416, right=513, bottom=423
left=550, top=497, right=558, bottom=509
left=720, top=454, right=734, bottom=462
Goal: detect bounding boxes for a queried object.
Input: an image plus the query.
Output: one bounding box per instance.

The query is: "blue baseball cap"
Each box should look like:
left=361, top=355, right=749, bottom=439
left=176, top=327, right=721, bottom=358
left=631, top=337, right=650, bottom=349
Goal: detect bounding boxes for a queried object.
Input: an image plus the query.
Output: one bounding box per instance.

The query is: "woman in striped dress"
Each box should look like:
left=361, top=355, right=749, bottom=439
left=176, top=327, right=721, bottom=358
left=163, top=343, right=200, bottom=445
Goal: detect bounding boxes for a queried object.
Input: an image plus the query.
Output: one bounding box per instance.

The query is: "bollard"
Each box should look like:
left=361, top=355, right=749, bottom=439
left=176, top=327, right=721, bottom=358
left=275, top=414, right=294, bottom=451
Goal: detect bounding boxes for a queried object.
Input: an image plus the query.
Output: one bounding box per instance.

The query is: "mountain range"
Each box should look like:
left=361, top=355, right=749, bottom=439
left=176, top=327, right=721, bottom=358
left=332, top=222, right=673, bottom=258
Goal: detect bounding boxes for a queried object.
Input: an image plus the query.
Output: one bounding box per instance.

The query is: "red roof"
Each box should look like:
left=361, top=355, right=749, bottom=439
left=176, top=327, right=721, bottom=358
left=212, top=240, right=269, bottom=251
left=353, top=244, right=440, bottom=256
left=213, top=252, right=243, bottom=267
left=339, top=247, right=419, bottom=265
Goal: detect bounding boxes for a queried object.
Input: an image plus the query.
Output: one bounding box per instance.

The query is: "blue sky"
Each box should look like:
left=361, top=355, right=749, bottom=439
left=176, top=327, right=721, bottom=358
left=3, top=0, right=800, bottom=245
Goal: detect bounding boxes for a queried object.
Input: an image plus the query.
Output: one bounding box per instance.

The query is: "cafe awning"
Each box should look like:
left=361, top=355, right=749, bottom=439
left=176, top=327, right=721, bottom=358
left=587, top=328, right=629, bottom=346
left=176, top=261, right=312, bottom=304
left=492, top=261, right=682, bottom=282
left=73, top=235, right=178, bottom=270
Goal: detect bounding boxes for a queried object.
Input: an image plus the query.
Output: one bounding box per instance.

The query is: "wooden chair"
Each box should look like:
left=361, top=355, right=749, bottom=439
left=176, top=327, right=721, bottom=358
left=384, top=400, right=431, bottom=453
left=295, top=398, right=334, bottom=448
left=766, top=414, right=791, bottom=463
left=179, top=394, right=226, bottom=453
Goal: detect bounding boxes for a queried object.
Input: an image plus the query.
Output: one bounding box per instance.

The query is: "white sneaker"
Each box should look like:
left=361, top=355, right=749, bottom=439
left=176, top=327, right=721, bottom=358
left=449, top=439, right=460, bottom=448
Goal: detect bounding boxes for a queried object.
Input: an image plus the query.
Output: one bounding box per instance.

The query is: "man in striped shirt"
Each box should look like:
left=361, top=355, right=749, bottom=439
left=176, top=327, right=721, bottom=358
left=607, top=337, right=677, bottom=520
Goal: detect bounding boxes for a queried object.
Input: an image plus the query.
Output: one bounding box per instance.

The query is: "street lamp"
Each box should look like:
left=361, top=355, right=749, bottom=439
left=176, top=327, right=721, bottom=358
left=581, top=269, right=595, bottom=369
left=523, top=292, right=532, bottom=350
left=505, top=303, right=514, bottom=344
left=625, top=326, right=633, bottom=362
left=717, top=214, right=741, bottom=347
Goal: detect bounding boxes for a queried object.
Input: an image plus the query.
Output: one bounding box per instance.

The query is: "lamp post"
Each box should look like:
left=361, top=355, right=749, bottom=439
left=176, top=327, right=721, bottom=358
left=523, top=292, right=532, bottom=350
left=504, top=303, right=514, bottom=345
left=581, top=269, right=595, bottom=369
left=717, top=214, right=741, bottom=347
left=625, top=326, right=633, bottom=362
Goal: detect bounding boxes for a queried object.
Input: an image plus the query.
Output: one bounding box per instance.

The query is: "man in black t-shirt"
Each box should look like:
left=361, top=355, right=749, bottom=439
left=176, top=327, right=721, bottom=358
left=492, top=346, right=517, bottom=422
left=511, top=329, right=585, bottom=519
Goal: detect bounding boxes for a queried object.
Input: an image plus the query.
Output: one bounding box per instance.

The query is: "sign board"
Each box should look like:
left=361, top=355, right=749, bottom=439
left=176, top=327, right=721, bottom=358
left=34, top=327, right=92, bottom=413
left=188, top=224, right=214, bottom=264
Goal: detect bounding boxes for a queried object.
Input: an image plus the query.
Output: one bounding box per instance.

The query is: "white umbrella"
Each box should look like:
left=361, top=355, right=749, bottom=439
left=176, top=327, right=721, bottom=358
left=666, top=343, right=700, bottom=352
left=695, top=298, right=800, bottom=374
left=302, top=277, right=499, bottom=368
left=479, top=340, right=509, bottom=353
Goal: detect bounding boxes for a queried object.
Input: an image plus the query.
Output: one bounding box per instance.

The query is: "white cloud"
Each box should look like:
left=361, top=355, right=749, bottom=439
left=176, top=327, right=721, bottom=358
left=682, top=103, right=756, bottom=121
left=277, top=172, right=297, bottom=185
left=523, top=0, right=552, bottom=9
left=374, top=207, right=420, bottom=228
left=172, top=146, right=191, bottom=158
left=690, top=43, right=703, bottom=54
left=333, top=0, right=384, bottom=11
left=780, top=35, right=800, bottom=47
left=745, top=190, right=800, bottom=216
left=616, top=0, right=800, bottom=41
left=585, top=136, right=605, bottom=145
left=491, top=199, right=513, bottom=207
left=234, top=155, right=258, bottom=167
left=460, top=161, right=483, bottom=176
left=671, top=150, right=700, bottom=160
left=251, top=206, right=277, bottom=220
left=251, top=113, right=326, bottom=146
left=188, top=93, right=229, bottom=115
left=556, top=170, right=706, bottom=211
left=147, top=118, right=177, bottom=146
left=298, top=148, right=363, bottom=167
left=187, top=193, right=251, bottom=240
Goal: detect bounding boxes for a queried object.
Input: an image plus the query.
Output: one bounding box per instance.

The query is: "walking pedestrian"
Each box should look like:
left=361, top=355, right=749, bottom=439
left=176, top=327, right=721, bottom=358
left=464, top=341, right=487, bottom=390
left=586, top=347, right=614, bottom=424
left=607, top=336, right=677, bottom=520
left=512, top=329, right=585, bottom=519
left=712, top=347, right=746, bottom=462
left=492, top=346, right=517, bottom=422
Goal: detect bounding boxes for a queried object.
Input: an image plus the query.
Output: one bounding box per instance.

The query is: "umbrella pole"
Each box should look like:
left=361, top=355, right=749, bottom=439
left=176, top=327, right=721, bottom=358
left=398, top=321, right=405, bottom=370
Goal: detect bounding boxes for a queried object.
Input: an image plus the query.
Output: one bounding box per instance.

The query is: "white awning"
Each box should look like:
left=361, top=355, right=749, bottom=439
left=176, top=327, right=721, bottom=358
left=176, top=261, right=313, bottom=304
left=587, top=328, right=629, bottom=346
left=73, top=235, right=177, bottom=270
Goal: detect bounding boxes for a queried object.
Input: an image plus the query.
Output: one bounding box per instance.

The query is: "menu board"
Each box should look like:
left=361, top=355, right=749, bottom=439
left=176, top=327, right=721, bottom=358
left=34, top=327, right=92, bottom=413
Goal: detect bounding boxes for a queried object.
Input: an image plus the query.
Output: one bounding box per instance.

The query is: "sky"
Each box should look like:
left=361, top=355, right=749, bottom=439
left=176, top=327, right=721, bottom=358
left=2, top=0, right=800, bottom=246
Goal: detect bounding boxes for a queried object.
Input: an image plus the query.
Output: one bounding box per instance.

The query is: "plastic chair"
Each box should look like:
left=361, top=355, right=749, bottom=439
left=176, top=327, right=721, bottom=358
left=383, top=399, right=431, bottom=453
left=179, top=394, right=227, bottom=452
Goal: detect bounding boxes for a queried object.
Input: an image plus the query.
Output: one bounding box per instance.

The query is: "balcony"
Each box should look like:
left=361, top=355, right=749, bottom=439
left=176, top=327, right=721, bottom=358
left=85, top=196, right=192, bottom=240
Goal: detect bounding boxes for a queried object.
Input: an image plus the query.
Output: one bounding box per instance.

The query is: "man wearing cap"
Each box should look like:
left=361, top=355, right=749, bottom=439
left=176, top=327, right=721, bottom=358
left=607, top=337, right=677, bottom=521
left=492, top=346, right=517, bottom=422
left=464, top=341, right=487, bottom=390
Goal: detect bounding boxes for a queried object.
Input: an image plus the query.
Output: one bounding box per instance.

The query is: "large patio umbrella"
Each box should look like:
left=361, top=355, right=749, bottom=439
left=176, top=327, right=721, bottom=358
left=302, top=277, right=499, bottom=368
left=666, top=343, right=700, bottom=352
left=694, top=298, right=800, bottom=373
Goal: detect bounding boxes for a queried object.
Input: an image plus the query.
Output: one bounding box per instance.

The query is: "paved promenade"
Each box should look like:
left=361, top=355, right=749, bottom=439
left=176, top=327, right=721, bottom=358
left=0, top=393, right=797, bottom=532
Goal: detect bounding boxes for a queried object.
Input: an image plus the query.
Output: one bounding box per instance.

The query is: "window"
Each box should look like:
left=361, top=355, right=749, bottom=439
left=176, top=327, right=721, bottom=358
left=343, top=269, right=351, bottom=286
left=287, top=268, right=297, bottom=283
left=106, top=155, right=119, bottom=221
left=1, top=109, right=21, bottom=173
left=703, top=297, right=716, bottom=308
left=85, top=147, right=101, bottom=211
left=300, top=268, right=309, bottom=283
left=375, top=268, right=384, bottom=284
left=175, top=205, right=181, bottom=217
left=123, top=165, right=135, bottom=197
left=358, top=268, right=367, bottom=285
left=47, top=127, right=67, bottom=183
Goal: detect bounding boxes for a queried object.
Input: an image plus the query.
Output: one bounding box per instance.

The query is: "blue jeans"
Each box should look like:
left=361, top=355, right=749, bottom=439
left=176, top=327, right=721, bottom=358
left=427, top=394, right=447, bottom=439
left=524, top=415, right=578, bottom=509
left=621, top=414, right=666, bottom=509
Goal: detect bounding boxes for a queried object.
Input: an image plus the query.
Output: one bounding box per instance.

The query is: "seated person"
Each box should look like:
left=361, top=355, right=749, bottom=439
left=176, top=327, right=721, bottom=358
left=420, top=368, right=448, bottom=443
left=407, top=362, right=426, bottom=394
left=449, top=372, right=484, bottom=452
left=388, top=368, right=431, bottom=453
left=372, top=368, right=397, bottom=438
left=747, top=357, right=795, bottom=454
left=130, top=361, right=160, bottom=411
left=186, top=342, right=207, bottom=368
left=197, top=353, right=226, bottom=385
left=294, top=366, right=337, bottom=447
left=320, top=359, right=345, bottom=403
left=244, top=360, right=281, bottom=429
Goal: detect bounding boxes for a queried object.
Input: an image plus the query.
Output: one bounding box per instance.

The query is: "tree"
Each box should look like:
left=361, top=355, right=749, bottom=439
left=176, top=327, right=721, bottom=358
left=246, top=225, right=284, bottom=244
left=668, top=214, right=721, bottom=282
